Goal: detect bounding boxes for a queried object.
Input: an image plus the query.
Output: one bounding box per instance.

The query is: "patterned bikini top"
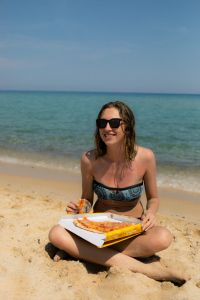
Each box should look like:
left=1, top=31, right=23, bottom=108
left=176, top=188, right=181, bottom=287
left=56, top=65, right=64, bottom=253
left=93, top=179, right=143, bottom=201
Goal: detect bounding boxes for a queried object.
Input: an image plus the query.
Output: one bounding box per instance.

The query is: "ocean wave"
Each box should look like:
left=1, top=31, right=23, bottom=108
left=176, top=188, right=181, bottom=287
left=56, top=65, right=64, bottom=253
left=157, top=167, right=200, bottom=194
left=0, top=154, right=199, bottom=194
left=0, top=154, right=81, bottom=174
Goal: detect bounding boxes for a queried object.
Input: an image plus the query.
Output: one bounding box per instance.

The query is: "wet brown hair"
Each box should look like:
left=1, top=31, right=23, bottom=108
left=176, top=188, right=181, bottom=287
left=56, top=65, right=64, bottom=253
left=95, top=101, right=137, bottom=161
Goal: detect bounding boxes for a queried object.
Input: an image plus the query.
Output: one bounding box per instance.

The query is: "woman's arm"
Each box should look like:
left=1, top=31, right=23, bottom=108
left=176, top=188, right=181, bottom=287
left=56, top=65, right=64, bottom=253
left=80, top=150, right=94, bottom=204
left=66, top=151, right=94, bottom=214
left=142, top=149, right=159, bottom=231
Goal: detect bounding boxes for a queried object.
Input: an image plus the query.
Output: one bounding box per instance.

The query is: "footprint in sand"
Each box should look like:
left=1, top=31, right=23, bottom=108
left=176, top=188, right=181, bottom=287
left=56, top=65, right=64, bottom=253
left=194, top=229, right=200, bottom=237
left=196, top=281, right=200, bottom=288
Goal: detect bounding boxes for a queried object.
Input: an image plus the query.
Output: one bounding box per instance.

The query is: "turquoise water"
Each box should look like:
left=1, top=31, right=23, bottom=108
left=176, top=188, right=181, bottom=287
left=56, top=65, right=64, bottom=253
left=0, top=91, right=200, bottom=193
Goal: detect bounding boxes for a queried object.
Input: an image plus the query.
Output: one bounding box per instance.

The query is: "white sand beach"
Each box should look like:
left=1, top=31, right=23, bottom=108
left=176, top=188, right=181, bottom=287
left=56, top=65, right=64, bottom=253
left=0, top=163, right=200, bottom=300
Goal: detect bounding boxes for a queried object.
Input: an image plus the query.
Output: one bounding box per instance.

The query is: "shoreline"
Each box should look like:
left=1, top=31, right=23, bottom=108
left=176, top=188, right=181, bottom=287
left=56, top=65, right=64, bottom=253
left=1, top=161, right=200, bottom=222
left=1, top=153, right=200, bottom=194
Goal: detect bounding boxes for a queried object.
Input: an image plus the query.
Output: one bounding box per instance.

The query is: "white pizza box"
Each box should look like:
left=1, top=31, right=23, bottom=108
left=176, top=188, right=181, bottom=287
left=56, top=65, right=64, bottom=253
left=58, top=213, right=143, bottom=248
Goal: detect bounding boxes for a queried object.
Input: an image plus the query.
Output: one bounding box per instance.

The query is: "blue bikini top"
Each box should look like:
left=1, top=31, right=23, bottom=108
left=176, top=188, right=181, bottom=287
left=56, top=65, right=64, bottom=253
left=93, top=179, right=143, bottom=201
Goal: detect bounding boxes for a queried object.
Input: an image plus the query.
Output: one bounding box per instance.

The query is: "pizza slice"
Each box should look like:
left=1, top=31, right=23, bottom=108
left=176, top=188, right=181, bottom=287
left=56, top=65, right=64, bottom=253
left=73, top=216, right=132, bottom=233
left=78, top=199, right=92, bottom=213
left=66, top=199, right=92, bottom=215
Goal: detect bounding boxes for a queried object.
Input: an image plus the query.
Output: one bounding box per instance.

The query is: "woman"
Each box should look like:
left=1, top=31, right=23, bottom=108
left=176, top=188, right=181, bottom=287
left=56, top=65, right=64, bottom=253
left=49, top=101, right=186, bottom=285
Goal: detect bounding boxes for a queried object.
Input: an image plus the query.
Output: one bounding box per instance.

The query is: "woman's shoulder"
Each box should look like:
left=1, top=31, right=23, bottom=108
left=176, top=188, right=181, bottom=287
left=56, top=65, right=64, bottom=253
left=81, top=149, right=96, bottom=165
left=136, top=145, right=156, bottom=162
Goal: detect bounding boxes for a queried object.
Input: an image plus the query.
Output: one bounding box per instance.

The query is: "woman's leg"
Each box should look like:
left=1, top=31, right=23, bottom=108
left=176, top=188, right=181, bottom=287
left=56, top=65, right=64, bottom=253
left=49, top=225, right=146, bottom=270
left=112, top=226, right=173, bottom=257
left=48, top=225, right=186, bottom=285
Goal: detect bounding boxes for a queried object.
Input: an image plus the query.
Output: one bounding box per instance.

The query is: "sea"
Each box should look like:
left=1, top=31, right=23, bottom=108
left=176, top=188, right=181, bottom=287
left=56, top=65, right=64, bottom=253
left=0, top=91, right=199, bottom=194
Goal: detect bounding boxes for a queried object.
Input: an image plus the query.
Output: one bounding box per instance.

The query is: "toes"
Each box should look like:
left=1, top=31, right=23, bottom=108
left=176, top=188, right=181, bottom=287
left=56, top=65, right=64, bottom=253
left=53, top=250, right=66, bottom=262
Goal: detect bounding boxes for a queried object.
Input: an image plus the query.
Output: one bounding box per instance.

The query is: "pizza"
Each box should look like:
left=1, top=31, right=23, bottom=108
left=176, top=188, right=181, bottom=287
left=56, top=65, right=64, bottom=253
left=66, top=199, right=92, bottom=214
left=73, top=216, right=132, bottom=233
left=78, top=199, right=92, bottom=214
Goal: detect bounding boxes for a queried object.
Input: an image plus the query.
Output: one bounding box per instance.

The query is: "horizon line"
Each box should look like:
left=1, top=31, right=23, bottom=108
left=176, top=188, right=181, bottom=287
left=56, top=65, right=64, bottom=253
left=0, top=89, right=200, bottom=96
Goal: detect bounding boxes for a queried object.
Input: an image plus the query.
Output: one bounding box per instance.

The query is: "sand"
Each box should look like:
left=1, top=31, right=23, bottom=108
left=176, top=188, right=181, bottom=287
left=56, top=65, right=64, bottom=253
left=0, top=163, right=200, bottom=300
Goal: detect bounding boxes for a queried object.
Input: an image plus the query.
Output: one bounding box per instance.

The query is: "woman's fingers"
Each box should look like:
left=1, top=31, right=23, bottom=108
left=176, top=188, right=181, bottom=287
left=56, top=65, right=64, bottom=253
left=141, top=213, right=156, bottom=231
left=66, top=201, right=79, bottom=214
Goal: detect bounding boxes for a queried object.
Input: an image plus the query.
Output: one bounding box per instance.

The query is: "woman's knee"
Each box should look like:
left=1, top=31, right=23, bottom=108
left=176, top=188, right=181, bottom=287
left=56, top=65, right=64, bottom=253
left=48, top=224, right=64, bottom=244
left=156, top=227, right=173, bottom=250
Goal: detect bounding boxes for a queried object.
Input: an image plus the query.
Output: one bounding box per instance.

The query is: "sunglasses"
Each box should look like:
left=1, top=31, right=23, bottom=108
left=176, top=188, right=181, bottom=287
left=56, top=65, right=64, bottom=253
left=96, top=118, right=122, bottom=129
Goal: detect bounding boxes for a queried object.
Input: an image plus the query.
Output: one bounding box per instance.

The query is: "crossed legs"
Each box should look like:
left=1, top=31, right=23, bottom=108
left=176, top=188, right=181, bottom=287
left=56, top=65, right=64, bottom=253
left=48, top=225, right=186, bottom=285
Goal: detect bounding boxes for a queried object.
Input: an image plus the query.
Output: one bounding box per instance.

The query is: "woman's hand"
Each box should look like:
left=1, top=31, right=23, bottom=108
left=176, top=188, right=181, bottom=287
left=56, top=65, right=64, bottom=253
left=66, top=201, right=79, bottom=214
left=141, top=211, right=156, bottom=231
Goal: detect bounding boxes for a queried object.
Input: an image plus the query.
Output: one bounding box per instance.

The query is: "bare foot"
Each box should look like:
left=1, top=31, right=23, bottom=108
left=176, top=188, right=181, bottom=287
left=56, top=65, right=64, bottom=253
left=144, top=260, right=188, bottom=286
left=53, top=250, right=67, bottom=262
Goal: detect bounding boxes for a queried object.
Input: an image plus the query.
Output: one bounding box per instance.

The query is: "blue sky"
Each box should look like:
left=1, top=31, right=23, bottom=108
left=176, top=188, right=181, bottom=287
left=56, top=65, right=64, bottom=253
left=1, top=0, right=200, bottom=93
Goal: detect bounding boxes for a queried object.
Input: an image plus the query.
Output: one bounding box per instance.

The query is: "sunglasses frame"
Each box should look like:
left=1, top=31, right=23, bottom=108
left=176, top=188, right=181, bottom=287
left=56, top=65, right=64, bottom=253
left=96, top=118, right=122, bottom=129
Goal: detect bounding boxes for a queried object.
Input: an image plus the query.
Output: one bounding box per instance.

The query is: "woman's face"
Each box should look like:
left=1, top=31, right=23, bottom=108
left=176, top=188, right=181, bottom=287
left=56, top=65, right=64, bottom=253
left=98, top=107, right=125, bottom=146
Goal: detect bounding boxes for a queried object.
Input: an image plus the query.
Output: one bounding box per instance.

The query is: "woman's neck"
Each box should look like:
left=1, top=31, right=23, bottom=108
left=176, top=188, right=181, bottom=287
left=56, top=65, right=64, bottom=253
left=105, top=145, right=126, bottom=163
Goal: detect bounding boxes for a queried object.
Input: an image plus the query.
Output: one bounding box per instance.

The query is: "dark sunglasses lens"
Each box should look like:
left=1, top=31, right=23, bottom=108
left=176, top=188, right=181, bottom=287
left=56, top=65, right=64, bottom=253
left=109, top=119, right=121, bottom=128
left=96, top=119, right=107, bottom=128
